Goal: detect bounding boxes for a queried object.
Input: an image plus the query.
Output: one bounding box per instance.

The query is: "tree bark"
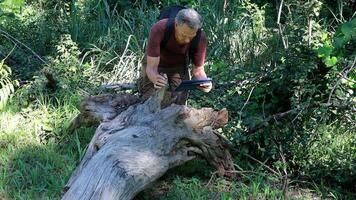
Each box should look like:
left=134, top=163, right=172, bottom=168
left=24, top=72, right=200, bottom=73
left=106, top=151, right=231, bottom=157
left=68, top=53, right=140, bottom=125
left=62, top=89, right=235, bottom=200
left=68, top=93, right=141, bottom=133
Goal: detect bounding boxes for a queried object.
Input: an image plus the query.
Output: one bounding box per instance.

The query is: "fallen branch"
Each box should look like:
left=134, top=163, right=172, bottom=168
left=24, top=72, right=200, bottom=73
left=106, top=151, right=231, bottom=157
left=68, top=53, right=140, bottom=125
left=62, top=88, right=235, bottom=200
left=101, top=83, right=137, bottom=90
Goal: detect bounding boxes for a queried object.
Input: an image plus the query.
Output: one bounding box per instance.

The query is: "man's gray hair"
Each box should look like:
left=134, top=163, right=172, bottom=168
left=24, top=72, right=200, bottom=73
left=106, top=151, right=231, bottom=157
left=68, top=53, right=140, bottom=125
left=175, top=8, right=202, bottom=29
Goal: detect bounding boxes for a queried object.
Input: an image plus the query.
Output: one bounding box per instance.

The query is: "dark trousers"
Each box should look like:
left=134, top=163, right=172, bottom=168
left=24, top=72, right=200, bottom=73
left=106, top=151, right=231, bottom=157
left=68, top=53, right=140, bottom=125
left=137, top=57, right=190, bottom=107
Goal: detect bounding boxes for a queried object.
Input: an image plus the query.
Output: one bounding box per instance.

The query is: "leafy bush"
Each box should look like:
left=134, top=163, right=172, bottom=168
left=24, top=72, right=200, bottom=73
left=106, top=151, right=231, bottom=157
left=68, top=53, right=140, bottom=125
left=0, top=0, right=355, bottom=198
left=291, top=123, right=355, bottom=184
left=46, top=34, right=83, bottom=86
left=189, top=0, right=355, bottom=188
left=0, top=60, right=18, bottom=110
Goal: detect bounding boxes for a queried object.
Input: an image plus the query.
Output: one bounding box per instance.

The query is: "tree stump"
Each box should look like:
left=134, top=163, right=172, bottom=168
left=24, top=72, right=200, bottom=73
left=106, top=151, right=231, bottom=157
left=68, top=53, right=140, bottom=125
left=62, top=89, right=235, bottom=200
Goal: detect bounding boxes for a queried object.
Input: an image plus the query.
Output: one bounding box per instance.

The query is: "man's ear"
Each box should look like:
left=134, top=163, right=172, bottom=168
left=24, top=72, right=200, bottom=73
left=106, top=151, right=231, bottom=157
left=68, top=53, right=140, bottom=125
left=212, top=108, right=228, bottom=128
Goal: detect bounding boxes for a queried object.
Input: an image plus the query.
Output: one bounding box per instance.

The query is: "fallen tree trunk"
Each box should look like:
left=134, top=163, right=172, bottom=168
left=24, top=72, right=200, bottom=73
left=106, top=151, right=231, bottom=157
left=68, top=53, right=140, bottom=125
left=68, top=93, right=141, bottom=133
left=62, top=89, right=235, bottom=200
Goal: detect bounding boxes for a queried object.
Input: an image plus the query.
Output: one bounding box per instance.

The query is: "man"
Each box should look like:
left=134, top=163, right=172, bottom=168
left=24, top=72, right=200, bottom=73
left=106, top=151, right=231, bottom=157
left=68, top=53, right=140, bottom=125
left=138, top=8, right=212, bottom=106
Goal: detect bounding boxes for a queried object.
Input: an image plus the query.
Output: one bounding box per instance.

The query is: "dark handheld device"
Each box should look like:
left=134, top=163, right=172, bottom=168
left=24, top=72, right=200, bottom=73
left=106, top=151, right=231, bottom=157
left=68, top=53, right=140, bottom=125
left=175, top=78, right=212, bottom=91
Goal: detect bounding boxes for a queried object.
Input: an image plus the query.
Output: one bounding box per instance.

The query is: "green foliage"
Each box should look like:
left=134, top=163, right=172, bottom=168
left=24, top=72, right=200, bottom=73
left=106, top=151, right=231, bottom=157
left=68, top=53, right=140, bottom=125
left=0, top=0, right=24, bottom=14
left=291, top=123, right=356, bottom=184
left=0, top=90, right=93, bottom=199
left=190, top=0, right=355, bottom=190
left=160, top=176, right=286, bottom=200
left=0, top=60, right=18, bottom=110
left=0, top=0, right=355, bottom=199
left=47, top=34, right=83, bottom=86
left=315, top=18, right=356, bottom=67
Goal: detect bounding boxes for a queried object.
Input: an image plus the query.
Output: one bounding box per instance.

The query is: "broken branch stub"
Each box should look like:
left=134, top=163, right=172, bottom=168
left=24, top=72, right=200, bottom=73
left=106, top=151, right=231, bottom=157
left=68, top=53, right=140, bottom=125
left=68, top=93, right=141, bottom=133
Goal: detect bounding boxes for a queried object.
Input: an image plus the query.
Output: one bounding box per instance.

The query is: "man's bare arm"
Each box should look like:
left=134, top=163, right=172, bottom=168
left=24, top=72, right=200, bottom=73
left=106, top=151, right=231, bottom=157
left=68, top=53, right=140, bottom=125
left=146, top=56, right=167, bottom=88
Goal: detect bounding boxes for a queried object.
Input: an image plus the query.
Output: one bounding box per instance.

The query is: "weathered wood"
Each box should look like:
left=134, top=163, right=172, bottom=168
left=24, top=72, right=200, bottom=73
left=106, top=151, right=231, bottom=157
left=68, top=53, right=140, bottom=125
left=43, top=71, right=57, bottom=90
left=68, top=93, right=141, bottom=133
left=62, top=89, right=234, bottom=200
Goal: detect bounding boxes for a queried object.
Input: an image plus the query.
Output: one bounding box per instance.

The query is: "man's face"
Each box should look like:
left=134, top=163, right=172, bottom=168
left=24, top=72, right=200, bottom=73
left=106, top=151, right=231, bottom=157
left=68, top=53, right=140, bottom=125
left=175, top=23, right=197, bottom=45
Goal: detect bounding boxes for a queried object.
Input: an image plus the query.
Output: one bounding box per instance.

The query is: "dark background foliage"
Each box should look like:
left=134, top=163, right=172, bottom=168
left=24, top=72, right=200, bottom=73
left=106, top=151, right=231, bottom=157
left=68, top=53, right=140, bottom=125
left=0, top=0, right=355, bottom=199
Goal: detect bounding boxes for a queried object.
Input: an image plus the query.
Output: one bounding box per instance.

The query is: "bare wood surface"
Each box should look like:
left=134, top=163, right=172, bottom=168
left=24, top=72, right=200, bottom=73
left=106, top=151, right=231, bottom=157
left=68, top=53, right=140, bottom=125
left=68, top=93, right=141, bottom=133
left=62, top=88, right=234, bottom=200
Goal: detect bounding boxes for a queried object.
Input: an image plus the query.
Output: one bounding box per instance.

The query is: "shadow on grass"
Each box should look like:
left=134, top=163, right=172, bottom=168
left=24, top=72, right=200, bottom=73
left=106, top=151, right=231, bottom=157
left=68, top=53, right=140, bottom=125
left=2, top=126, right=95, bottom=199
left=134, top=159, right=215, bottom=200
left=3, top=144, right=75, bottom=199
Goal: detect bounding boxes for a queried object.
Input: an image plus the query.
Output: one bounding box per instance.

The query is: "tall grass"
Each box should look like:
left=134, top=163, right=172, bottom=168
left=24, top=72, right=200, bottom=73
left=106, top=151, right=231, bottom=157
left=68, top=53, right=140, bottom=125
left=0, top=90, right=95, bottom=199
left=0, top=60, right=18, bottom=110
left=67, top=0, right=159, bottom=84
left=0, top=0, right=354, bottom=199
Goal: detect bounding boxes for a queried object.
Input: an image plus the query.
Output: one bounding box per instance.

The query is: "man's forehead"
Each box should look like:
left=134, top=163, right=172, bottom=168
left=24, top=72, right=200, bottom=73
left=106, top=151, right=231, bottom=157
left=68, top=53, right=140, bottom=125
left=178, top=24, right=197, bottom=35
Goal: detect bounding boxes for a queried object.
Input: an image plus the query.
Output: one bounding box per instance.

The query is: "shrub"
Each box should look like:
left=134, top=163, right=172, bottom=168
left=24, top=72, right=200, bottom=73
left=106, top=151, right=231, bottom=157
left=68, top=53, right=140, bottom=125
left=0, top=60, right=18, bottom=110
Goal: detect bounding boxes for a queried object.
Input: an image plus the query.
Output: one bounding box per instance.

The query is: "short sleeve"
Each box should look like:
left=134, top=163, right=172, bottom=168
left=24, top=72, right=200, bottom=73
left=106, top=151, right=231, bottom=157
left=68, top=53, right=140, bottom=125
left=147, top=20, right=167, bottom=57
left=192, top=31, right=207, bottom=67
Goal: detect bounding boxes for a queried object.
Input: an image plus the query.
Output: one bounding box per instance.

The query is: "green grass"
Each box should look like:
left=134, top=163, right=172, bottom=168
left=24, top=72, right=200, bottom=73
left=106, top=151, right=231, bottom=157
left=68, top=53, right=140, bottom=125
left=1, top=81, right=351, bottom=200
left=159, top=176, right=285, bottom=200
left=134, top=159, right=335, bottom=200
left=1, top=0, right=355, bottom=199
left=0, top=92, right=95, bottom=199
left=0, top=95, right=330, bottom=200
left=149, top=175, right=308, bottom=200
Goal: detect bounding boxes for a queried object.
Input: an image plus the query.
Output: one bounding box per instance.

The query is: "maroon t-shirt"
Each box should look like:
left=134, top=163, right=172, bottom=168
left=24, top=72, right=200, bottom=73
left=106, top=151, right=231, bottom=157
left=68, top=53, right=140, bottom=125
left=147, top=19, right=207, bottom=70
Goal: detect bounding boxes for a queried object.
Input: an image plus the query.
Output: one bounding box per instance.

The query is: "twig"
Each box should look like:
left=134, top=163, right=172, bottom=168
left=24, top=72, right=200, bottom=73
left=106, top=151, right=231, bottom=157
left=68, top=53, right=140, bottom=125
left=307, top=17, right=313, bottom=46
left=337, top=72, right=356, bottom=83
left=338, top=1, right=344, bottom=22
left=101, top=83, right=136, bottom=90
left=214, top=77, right=254, bottom=89
left=206, top=171, right=218, bottom=186
left=262, top=96, right=266, bottom=120
left=279, top=145, right=289, bottom=199
left=277, top=0, right=287, bottom=49
left=328, top=57, right=356, bottom=104
left=212, top=130, right=281, bottom=176
left=225, top=170, right=269, bottom=176
left=223, top=0, right=228, bottom=14
left=325, top=5, right=342, bottom=24
left=291, top=106, right=305, bottom=123
left=3, top=45, right=17, bottom=61
left=277, top=0, right=283, bottom=24
left=214, top=71, right=269, bottom=89
left=0, top=29, right=48, bottom=65
left=241, top=152, right=280, bottom=176
left=270, top=107, right=302, bottom=120
left=233, top=163, right=244, bottom=171
left=239, top=86, right=255, bottom=121
left=246, top=106, right=305, bottom=134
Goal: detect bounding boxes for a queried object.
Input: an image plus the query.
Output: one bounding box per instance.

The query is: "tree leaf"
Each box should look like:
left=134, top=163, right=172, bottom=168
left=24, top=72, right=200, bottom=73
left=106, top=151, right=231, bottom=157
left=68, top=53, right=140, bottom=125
left=333, top=37, right=346, bottom=50
left=1, top=0, right=25, bottom=8
left=316, top=44, right=333, bottom=58
left=324, top=56, right=338, bottom=67
left=341, top=22, right=352, bottom=36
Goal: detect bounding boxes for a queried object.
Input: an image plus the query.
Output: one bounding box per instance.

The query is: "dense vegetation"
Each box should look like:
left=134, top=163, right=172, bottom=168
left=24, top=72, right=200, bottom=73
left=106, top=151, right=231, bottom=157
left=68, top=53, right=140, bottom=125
left=0, top=0, right=355, bottom=199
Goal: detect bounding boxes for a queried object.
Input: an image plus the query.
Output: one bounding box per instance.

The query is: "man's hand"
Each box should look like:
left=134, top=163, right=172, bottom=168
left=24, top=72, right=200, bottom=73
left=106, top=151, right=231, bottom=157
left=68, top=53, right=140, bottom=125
left=153, top=73, right=167, bottom=89
left=192, top=65, right=212, bottom=92
left=146, top=56, right=167, bottom=89
left=197, top=82, right=212, bottom=92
